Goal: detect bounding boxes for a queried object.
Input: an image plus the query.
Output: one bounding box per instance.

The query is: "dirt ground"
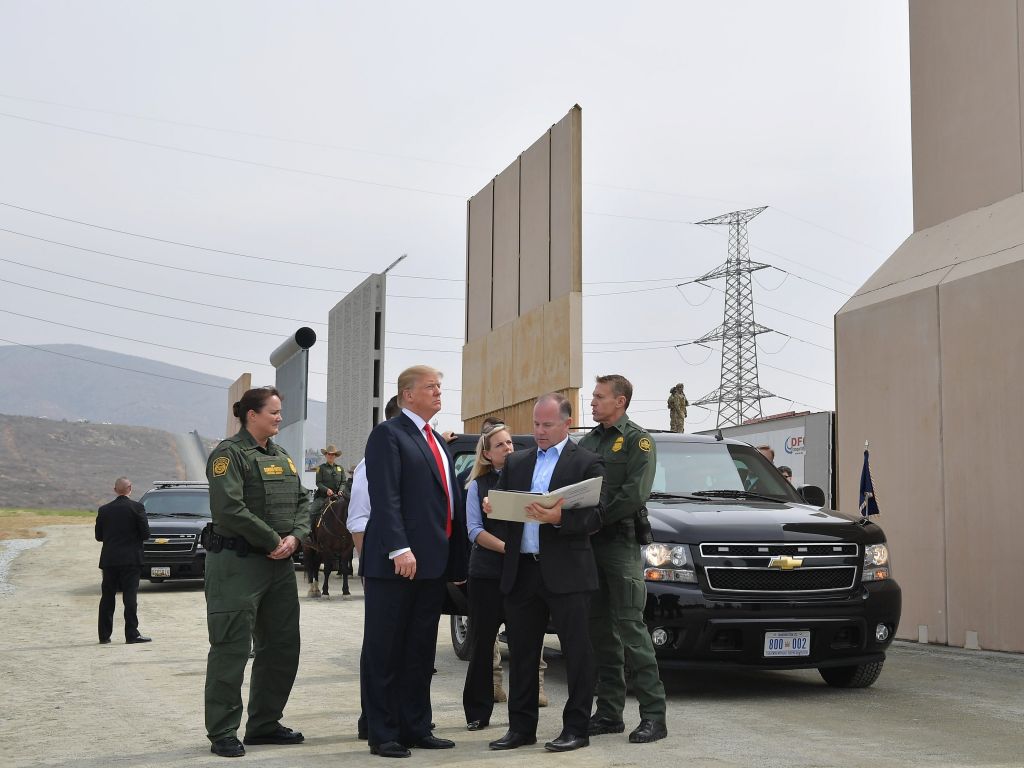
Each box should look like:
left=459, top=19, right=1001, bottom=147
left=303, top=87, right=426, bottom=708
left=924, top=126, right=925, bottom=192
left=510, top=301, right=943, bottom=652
left=3, top=525, right=1023, bottom=768
left=0, top=510, right=92, bottom=540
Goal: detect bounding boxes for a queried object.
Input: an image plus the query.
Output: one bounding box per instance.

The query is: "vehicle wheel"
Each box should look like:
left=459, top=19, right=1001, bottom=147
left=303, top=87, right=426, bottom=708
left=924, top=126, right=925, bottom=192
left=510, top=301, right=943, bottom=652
left=451, top=615, right=470, bottom=661
left=818, top=660, right=884, bottom=688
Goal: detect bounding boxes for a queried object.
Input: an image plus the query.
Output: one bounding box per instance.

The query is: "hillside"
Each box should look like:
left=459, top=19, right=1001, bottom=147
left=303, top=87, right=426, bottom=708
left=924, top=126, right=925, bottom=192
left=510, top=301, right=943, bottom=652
left=0, top=413, right=189, bottom=509
left=0, top=344, right=326, bottom=447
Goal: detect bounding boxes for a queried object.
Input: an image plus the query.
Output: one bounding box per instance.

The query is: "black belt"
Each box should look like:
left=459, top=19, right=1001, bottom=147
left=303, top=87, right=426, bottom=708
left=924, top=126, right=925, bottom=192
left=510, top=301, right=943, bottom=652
left=221, top=536, right=267, bottom=557
left=519, top=552, right=540, bottom=562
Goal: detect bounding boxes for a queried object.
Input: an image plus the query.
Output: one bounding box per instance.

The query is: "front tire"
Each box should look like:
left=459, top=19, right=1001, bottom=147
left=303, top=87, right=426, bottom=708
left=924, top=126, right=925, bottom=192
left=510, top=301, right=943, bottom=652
left=818, top=660, right=884, bottom=688
left=451, top=615, right=470, bottom=661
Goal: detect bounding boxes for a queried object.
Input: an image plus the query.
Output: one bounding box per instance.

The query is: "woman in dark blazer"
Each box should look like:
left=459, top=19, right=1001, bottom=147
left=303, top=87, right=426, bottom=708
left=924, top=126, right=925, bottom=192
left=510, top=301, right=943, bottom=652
left=461, top=424, right=515, bottom=730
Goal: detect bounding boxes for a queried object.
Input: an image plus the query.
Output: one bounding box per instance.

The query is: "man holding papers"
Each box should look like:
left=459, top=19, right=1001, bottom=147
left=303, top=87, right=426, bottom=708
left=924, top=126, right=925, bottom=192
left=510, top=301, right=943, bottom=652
left=485, top=393, right=604, bottom=753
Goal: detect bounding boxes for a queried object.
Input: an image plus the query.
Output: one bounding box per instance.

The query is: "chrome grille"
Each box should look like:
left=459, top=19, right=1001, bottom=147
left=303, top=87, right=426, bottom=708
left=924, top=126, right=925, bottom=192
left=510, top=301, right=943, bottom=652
left=700, top=541, right=859, bottom=594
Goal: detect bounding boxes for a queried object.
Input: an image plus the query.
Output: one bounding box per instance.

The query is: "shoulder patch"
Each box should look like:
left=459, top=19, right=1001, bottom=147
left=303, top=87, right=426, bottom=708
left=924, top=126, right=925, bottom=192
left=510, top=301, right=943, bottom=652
left=212, top=456, right=230, bottom=477
left=638, top=437, right=652, bottom=453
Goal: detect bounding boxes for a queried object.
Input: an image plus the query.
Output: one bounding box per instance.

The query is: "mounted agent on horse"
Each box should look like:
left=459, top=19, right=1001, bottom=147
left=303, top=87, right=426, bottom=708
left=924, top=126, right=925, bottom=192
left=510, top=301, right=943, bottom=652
left=305, top=444, right=354, bottom=598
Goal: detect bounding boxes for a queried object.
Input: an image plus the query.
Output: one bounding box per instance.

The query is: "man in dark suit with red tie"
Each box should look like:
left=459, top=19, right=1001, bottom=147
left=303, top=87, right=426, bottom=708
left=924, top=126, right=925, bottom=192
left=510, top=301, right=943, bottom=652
left=486, top=393, right=604, bottom=753
left=95, top=477, right=152, bottom=644
left=362, top=365, right=468, bottom=758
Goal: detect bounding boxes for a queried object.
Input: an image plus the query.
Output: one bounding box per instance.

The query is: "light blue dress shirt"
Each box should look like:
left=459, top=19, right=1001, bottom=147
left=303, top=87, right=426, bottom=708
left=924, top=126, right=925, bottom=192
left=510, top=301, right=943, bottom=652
left=521, top=435, right=569, bottom=554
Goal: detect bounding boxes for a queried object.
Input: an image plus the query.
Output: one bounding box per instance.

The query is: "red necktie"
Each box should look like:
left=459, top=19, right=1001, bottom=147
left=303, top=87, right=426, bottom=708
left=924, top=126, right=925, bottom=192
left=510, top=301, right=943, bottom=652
left=424, top=425, right=452, bottom=538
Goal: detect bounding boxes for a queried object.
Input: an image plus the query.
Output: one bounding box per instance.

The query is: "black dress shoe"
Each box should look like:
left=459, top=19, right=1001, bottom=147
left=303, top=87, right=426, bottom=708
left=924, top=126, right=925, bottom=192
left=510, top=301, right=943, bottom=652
left=210, top=736, right=245, bottom=757
left=488, top=730, right=536, bottom=750
left=243, top=725, right=304, bottom=745
left=410, top=734, right=455, bottom=749
left=544, top=731, right=589, bottom=752
left=628, top=719, right=667, bottom=743
left=126, top=635, right=152, bottom=644
left=466, top=719, right=489, bottom=731
left=588, top=714, right=625, bottom=735
left=370, top=741, right=411, bottom=758
left=98, top=638, right=111, bottom=644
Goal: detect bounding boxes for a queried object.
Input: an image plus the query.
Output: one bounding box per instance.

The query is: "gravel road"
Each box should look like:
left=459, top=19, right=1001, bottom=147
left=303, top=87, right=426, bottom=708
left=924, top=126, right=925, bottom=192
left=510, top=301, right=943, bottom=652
left=2, top=525, right=1023, bottom=768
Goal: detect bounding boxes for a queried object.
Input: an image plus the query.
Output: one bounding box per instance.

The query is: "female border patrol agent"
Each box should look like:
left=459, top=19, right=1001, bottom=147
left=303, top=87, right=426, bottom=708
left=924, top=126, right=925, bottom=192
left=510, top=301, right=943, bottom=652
left=204, top=386, right=310, bottom=758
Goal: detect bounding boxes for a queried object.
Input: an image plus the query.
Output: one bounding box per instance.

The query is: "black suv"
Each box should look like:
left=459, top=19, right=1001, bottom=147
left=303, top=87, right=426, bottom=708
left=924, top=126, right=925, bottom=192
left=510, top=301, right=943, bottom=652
left=446, top=431, right=901, bottom=688
left=139, top=480, right=211, bottom=582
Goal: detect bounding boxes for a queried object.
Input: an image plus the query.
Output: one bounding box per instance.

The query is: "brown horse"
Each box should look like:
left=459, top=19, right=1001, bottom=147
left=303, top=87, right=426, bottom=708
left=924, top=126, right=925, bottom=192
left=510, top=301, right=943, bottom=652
left=304, top=492, right=355, bottom=599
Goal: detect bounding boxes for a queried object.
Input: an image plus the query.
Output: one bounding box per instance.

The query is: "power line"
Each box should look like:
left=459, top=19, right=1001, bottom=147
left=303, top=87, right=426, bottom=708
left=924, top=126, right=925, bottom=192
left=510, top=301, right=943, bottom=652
left=0, top=200, right=462, bottom=282
left=0, top=336, right=225, bottom=389
left=0, top=92, right=886, bottom=260
left=0, top=110, right=468, bottom=200
left=0, top=232, right=464, bottom=300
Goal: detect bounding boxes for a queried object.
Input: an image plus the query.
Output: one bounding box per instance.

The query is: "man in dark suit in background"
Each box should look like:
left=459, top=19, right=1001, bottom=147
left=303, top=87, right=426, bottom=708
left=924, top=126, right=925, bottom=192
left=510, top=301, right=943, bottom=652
left=486, top=393, right=604, bottom=753
left=362, top=365, right=468, bottom=758
left=95, top=477, right=151, bottom=644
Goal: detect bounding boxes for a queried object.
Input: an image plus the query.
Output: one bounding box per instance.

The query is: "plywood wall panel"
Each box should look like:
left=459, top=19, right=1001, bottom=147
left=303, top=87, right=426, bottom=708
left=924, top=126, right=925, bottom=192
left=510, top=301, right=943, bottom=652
left=492, top=161, right=521, bottom=328
left=550, top=106, right=582, bottom=298
left=519, top=133, right=551, bottom=315
left=467, top=185, right=494, bottom=342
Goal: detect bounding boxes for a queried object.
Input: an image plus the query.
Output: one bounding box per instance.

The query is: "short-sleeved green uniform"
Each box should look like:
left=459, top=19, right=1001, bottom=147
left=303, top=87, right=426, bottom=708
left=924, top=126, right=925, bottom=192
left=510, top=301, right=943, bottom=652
left=579, top=414, right=666, bottom=724
left=204, top=428, right=310, bottom=743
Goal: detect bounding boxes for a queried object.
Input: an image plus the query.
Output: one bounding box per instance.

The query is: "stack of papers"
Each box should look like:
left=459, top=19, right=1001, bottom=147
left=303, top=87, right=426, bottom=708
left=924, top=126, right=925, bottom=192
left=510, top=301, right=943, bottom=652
left=486, top=476, right=603, bottom=523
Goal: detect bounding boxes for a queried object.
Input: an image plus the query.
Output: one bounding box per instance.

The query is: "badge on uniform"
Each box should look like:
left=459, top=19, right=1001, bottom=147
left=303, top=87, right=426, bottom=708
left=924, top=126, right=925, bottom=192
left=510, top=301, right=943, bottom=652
left=212, top=456, right=230, bottom=477
left=286, top=457, right=298, bottom=475
left=638, top=437, right=652, bottom=452
left=612, top=436, right=624, bottom=452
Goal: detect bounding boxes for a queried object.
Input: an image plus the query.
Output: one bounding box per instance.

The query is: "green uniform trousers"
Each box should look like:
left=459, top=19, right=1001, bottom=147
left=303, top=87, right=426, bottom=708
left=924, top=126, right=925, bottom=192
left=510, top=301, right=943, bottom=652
left=204, top=549, right=300, bottom=741
left=588, top=529, right=666, bottom=722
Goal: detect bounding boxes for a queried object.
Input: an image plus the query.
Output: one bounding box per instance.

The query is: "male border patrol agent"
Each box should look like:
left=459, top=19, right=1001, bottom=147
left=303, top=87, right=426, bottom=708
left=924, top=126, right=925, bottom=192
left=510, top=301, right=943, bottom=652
left=204, top=386, right=311, bottom=758
left=312, top=444, right=346, bottom=527
left=579, top=374, right=668, bottom=744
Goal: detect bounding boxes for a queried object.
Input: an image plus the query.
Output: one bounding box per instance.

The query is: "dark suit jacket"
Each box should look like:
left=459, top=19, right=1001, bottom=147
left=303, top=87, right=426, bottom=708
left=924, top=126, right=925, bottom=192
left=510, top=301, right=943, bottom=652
left=496, top=440, right=604, bottom=595
left=363, top=413, right=468, bottom=581
left=95, top=496, right=150, bottom=568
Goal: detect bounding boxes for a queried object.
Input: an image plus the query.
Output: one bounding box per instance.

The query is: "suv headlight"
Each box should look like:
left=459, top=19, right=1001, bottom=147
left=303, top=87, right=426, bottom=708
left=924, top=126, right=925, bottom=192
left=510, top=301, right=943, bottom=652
left=862, top=543, right=891, bottom=582
left=642, top=543, right=697, bottom=583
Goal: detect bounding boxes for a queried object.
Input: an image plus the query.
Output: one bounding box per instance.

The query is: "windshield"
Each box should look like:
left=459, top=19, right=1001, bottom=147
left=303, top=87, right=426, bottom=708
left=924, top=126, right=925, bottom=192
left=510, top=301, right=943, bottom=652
left=142, top=490, right=211, bottom=517
left=651, top=441, right=801, bottom=501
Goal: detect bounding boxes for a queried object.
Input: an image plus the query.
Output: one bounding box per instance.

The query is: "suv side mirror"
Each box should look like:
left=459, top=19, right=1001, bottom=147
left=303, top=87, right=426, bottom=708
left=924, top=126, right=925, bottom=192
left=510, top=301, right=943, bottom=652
left=798, top=485, right=826, bottom=507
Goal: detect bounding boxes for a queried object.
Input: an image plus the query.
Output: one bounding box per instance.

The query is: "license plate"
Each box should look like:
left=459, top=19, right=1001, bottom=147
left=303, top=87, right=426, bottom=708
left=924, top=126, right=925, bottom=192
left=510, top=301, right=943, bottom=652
left=763, top=630, right=810, bottom=657
left=151, top=567, right=171, bottom=578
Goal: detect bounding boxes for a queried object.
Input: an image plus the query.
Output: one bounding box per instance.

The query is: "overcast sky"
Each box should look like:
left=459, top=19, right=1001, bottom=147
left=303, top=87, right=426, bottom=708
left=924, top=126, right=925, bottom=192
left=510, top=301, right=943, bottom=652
left=0, top=1, right=911, bottom=432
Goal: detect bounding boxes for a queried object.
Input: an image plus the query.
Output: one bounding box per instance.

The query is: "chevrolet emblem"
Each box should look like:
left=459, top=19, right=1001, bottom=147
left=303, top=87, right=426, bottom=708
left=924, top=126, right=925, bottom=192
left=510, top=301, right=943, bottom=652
left=155, top=538, right=169, bottom=545
left=769, top=555, right=804, bottom=570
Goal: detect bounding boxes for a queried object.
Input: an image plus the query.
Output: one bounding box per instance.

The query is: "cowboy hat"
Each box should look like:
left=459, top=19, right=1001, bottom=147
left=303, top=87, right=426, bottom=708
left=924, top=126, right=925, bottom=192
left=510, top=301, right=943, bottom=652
left=320, top=444, right=342, bottom=456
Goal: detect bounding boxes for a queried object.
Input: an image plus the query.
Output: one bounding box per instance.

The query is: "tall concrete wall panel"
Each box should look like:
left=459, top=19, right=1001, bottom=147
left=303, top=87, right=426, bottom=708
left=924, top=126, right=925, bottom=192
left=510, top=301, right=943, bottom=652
left=910, top=0, right=1024, bottom=230
left=938, top=256, right=1024, bottom=651
left=836, top=286, right=947, bottom=645
left=492, top=161, right=521, bottom=328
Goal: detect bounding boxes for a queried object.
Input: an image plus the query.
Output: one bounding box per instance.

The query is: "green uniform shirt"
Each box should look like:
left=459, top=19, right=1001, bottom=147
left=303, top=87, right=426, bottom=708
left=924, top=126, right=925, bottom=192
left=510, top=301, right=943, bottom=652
left=206, top=428, right=310, bottom=552
left=315, top=462, right=346, bottom=497
left=579, top=413, right=656, bottom=527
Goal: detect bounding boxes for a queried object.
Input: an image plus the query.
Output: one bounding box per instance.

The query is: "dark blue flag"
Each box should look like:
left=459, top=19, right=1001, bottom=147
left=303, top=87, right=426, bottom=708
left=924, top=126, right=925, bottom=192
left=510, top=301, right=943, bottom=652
left=859, top=448, right=880, bottom=516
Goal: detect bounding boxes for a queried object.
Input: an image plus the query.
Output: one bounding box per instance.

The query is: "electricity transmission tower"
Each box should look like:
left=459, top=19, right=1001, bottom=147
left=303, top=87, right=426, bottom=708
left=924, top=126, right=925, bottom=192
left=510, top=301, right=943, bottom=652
left=691, top=206, right=775, bottom=427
